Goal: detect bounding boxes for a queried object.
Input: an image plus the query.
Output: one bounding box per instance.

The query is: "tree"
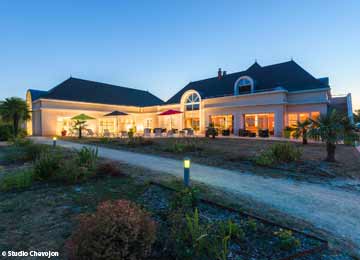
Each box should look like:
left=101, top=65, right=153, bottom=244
left=205, top=123, right=218, bottom=139
left=308, top=110, right=356, bottom=162
left=354, top=109, right=360, bottom=123
left=0, top=97, right=30, bottom=137
left=293, top=119, right=311, bottom=144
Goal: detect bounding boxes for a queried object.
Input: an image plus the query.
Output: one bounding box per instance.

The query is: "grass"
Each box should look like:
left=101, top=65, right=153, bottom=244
left=62, top=136, right=360, bottom=179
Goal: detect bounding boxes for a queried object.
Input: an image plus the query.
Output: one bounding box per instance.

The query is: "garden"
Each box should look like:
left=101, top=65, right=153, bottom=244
left=0, top=140, right=354, bottom=259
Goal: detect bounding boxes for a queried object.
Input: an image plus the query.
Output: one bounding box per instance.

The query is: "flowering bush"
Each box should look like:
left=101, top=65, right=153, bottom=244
left=66, top=200, right=156, bottom=260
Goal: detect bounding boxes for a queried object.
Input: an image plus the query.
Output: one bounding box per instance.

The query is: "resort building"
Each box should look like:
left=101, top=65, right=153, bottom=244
left=26, top=60, right=353, bottom=137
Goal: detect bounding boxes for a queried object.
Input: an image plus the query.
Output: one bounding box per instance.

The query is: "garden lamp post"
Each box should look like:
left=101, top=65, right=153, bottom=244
left=52, top=136, right=57, bottom=147
left=183, top=157, right=191, bottom=187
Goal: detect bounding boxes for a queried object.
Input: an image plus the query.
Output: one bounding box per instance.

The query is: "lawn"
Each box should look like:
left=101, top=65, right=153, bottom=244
left=0, top=141, right=354, bottom=259
left=62, top=136, right=360, bottom=180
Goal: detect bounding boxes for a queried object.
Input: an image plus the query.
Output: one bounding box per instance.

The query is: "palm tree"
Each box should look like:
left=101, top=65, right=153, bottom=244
left=71, top=114, right=95, bottom=138
left=308, top=110, right=355, bottom=162
left=293, top=119, right=311, bottom=144
left=0, top=97, right=30, bottom=137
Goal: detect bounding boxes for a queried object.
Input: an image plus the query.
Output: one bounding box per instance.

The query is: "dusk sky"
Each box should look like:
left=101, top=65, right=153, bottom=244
left=0, top=0, right=359, bottom=110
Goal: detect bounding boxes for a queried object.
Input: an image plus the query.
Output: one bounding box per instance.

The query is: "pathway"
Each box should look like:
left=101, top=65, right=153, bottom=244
left=32, top=137, right=360, bottom=256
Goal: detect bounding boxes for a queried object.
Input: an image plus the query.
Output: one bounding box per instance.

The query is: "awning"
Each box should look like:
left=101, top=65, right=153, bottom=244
left=158, top=109, right=182, bottom=116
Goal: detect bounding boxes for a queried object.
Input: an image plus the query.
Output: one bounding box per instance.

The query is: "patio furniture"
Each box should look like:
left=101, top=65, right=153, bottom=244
left=154, top=128, right=162, bottom=137
left=120, top=131, right=128, bottom=138
left=222, top=129, right=231, bottom=136
left=238, top=129, right=249, bottom=137
left=86, top=129, right=95, bottom=137
left=248, top=132, right=256, bottom=137
left=103, top=129, right=112, bottom=137
left=179, top=130, right=185, bottom=137
left=186, top=129, right=194, bottom=136
left=144, top=128, right=151, bottom=137
left=258, top=129, right=269, bottom=137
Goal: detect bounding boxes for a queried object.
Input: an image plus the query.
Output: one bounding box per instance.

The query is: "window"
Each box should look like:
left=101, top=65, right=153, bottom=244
left=288, top=112, right=320, bottom=126
left=234, top=76, right=254, bottom=95
left=185, top=93, right=200, bottom=111
left=144, top=118, right=153, bottom=128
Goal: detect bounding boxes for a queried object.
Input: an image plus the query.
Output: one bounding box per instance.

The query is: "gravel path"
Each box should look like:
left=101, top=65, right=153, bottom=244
left=32, top=137, right=360, bottom=256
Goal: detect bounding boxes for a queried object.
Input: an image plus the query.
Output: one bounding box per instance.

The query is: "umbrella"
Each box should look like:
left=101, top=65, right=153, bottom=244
left=104, top=111, right=128, bottom=117
left=71, top=113, right=95, bottom=120
left=71, top=114, right=95, bottom=138
left=104, top=111, right=129, bottom=133
left=158, top=109, right=182, bottom=129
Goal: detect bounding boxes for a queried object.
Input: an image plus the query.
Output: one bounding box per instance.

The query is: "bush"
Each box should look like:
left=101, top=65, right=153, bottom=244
left=274, top=229, right=301, bottom=251
left=33, top=152, right=61, bottom=180
left=255, top=142, right=302, bottom=166
left=0, top=168, right=34, bottom=191
left=96, top=161, right=124, bottom=177
left=54, top=159, right=93, bottom=184
left=170, top=187, right=199, bottom=212
left=127, top=136, right=153, bottom=147
left=66, top=200, right=156, bottom=260
left=76, top=146, right=98, bottom=170
left=165, top=139, right=201, bottom=153
left=0, top=124, right=13, bottom=141
left=4, top=139, right=49, bottom=163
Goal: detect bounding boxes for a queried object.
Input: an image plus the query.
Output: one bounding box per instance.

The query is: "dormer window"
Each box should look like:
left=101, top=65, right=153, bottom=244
left=234, top=76, right=254, bottom=95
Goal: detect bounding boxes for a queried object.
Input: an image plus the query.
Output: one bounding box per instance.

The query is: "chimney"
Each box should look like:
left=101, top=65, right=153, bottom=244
left=222, top=71, right=227, bottom=77
left=218, top=68, right=222, bottom=80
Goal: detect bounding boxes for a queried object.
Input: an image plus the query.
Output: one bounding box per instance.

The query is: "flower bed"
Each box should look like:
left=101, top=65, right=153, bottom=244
left=137, top=184, right=328, bottom=260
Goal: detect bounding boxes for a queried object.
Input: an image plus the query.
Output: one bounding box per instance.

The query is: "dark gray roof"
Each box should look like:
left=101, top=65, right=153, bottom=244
left=166, top=60, right=329, bottom=104
left=38, top=77, right=164, bottom=107
left=28, top=89, right=48, bottom=101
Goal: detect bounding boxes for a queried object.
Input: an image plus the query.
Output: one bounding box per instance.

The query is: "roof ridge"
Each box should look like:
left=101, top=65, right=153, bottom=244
left=68, top=77, right=150, bottom=93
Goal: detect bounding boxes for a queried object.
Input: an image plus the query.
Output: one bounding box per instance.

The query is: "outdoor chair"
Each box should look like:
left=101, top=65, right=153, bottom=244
left=154, top=128, right=162, bottom=137
left=120, top=131, right=128, bottom=138
left=103, top=129, right=112, bottom=137
left=179, top=130, right=185, bottom=137
left=167, top=129, right=175, bottom=137
left=86, top=129, right=95, bottom=137
left=144, top=128, right=151, bottom=137
left=187, top=129, right=194, bottom=136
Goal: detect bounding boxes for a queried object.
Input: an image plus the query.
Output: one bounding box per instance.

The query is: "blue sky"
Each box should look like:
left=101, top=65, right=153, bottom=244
left=0, top=0, right=359, bottom=110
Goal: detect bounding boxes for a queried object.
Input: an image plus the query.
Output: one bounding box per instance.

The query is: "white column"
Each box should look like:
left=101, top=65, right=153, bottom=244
left=274, top=107, right=284, bottom=137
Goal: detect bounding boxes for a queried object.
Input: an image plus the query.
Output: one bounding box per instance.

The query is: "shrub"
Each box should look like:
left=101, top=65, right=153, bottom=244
left=76, top=146, right=98, bottom=169
left=171, top=208, right=210, bottom=259
left=274, top=229, right=301, bottom=251
left=5, top=139, right=49, bottom=163
left=96, top=161, right=124, bottom=177
left=66, top=200, right=156, bottom=260
left=165, top=139, right=201, bottom=153
left=127, top=136, right=153, bottom=147
left=54, top=159, right=93, bottom=184
left=33, top=152, right=61, bottom=180
left=0, top=124, right=13, bottom=141
left=254, top=142, right=302, bottom=166
left=0, top=168, right=34, bottom=191
left=170, top=187, right=199, bottom=212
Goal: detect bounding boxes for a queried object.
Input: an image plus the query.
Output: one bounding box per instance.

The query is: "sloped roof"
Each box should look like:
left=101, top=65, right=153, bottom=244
left=28, top=89, right=48, bottom=101
left=166, top=60, right=329, bottom=104
left=38, top=77, right=164, bottom=107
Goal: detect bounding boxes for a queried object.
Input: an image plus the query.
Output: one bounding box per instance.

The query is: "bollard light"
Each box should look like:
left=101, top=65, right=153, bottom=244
left=52, top=136, right=57, bottom=147
left=183, top=157, right=191, bottom=187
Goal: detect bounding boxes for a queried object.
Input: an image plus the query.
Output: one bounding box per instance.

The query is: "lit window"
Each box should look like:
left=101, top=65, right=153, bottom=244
left=288, top=114, right=298, bottom=127
left=299, top=113, right=310, bottom=123
left=311, top=112, right=320, bottom=120
left=185, top=93, right=200, bottom=111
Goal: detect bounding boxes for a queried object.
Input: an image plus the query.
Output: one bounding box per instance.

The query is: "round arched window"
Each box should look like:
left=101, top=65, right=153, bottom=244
left=185, top=93, right=200, bottom=111
left=234, top=76, right=254, bottom=95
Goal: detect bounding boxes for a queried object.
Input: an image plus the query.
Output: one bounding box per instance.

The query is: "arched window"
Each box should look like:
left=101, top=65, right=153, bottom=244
left=234, top=76, right=254, bottom=95
left=185, top=93, right=200, bottom=111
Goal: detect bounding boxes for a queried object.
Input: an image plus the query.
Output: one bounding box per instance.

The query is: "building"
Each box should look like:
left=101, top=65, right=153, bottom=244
left=26, top=60, right=353, bottom=137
